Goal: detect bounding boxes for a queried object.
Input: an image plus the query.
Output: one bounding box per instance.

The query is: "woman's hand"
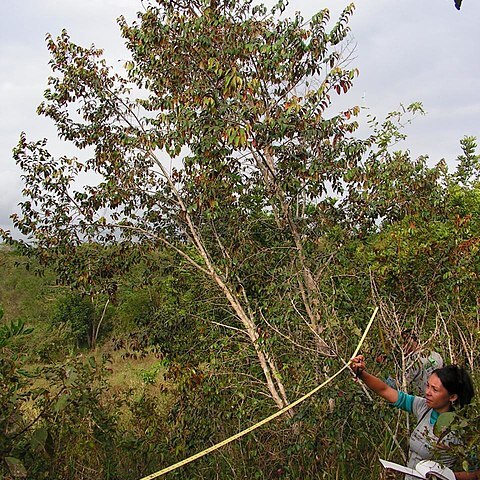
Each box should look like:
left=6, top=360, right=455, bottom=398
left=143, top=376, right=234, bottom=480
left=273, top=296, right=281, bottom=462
left=350, top=354, right=399, bottom=403
left=350, top=355, right=366, bottom=378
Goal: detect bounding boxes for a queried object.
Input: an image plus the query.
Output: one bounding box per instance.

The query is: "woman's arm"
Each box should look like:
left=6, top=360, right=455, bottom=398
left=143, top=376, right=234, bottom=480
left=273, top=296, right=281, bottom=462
left=350, top=355, right=399, bottom=404
left=455, top=470, right=480, bottom=480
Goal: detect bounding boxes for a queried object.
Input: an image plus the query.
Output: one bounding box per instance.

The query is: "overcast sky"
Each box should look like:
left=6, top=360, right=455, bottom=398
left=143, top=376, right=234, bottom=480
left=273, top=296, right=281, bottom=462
left=1, top=0, right=479, bottom=234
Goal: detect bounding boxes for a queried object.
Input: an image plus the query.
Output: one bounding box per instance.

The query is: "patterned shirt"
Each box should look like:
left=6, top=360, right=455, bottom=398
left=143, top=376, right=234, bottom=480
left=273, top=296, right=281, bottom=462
left=391, top=391, right=459, bottom=480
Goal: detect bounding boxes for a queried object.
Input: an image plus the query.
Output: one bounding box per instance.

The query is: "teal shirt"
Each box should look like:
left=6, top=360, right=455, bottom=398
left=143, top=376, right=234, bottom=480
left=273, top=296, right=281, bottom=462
left=392, top=391, right=440, bottom=425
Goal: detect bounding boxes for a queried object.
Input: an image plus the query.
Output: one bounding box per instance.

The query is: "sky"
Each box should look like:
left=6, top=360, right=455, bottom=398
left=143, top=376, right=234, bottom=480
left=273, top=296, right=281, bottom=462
left=1, top=0, right=479, bottom=235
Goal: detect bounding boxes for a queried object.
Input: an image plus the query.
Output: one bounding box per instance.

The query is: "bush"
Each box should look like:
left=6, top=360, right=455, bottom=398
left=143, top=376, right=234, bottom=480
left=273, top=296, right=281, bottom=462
left=52, top=293, right=94, bottom=348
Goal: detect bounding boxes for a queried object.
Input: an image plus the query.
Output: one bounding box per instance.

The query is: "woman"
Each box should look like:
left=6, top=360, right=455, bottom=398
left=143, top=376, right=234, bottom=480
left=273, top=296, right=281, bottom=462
left=350, top=355, right=477, bottom=480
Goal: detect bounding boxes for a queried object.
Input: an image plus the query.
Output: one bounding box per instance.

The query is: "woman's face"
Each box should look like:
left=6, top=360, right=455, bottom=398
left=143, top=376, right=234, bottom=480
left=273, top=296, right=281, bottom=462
left=425, top=373, right=458, bottom=413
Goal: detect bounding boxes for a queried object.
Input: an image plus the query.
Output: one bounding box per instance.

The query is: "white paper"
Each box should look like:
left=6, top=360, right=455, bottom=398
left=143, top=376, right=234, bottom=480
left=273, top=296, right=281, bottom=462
left=379, top=459, right=456, bottom=480
left=379, top=459, right=425, bottom=478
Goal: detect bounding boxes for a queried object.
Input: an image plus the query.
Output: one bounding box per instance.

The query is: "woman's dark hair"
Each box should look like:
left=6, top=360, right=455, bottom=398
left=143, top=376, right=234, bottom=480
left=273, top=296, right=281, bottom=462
left=433, top=365, right=475, bottom=408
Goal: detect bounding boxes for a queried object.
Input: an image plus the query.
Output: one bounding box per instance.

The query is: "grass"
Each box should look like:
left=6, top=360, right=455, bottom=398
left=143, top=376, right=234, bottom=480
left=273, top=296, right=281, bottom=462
left=0, top=247, right=61, bottom=326
left=106, top=349, right=169, bottom=394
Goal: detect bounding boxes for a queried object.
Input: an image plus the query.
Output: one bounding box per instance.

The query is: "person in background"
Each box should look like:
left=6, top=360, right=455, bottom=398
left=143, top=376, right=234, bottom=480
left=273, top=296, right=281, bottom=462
left=350, top=355, right=477, bottom=479
left=401, top=329, right=444, bottom=395
left=376, top=329, right=444, bottom=394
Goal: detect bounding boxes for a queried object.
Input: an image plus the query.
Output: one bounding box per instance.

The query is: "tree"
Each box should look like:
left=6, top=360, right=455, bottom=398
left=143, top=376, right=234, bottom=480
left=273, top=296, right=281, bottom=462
left=2, top=0, right=370, bottom=413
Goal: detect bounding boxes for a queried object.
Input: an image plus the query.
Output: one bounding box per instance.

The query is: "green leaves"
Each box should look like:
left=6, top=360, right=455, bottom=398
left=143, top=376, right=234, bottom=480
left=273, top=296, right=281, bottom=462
left=54, top=394, right=69, bottom=413
left=4, top=2, right=480, bottom=477
left=434, top=411, right=456, bottom=437
left=0, top=318, right=33, bottom=348
left=223, top=69, right=243, bottom=95
left=453, top=136, right=480, bottom=187
left=30, top=427, right=49, bottom=451
left=5, top=457, right=27, bottom=478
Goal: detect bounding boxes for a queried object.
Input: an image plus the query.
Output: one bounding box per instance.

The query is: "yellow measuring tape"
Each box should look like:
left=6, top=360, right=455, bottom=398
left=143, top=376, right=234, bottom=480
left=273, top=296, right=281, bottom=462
left=140, top=306, right=378, bottom=480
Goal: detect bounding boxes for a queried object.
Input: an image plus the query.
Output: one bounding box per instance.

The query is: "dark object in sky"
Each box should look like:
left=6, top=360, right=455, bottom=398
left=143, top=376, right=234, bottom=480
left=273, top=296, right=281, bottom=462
left=454, top=0, right=462, bottom=10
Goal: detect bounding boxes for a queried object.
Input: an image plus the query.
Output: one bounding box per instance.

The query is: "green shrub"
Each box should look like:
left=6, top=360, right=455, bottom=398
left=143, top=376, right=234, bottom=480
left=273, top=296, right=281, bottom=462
left=52, top=293, right=94, bottom=348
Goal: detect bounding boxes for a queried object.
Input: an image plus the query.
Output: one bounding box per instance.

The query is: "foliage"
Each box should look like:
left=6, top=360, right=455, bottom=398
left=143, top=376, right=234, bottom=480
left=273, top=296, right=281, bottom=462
left=451, top=394, right=480, bottom=474
left=452, top=136, right=480, bottom=187
left=0, top=315, right=41, bottom=478
left=0, top=311, right=172, bottom=480
left=51, top=292, right=96, bottom=348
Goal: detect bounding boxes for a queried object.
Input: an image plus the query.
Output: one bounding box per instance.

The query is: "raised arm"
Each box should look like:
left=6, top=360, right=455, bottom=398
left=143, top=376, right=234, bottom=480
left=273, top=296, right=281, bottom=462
left=350, top=355, right=399, bottom=404
left=454, top=470, right=480, bottom=480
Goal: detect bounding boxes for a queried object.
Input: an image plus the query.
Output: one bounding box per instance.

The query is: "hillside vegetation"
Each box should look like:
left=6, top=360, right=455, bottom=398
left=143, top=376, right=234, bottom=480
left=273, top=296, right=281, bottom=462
left=1, top=164, right=479, bottom=478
